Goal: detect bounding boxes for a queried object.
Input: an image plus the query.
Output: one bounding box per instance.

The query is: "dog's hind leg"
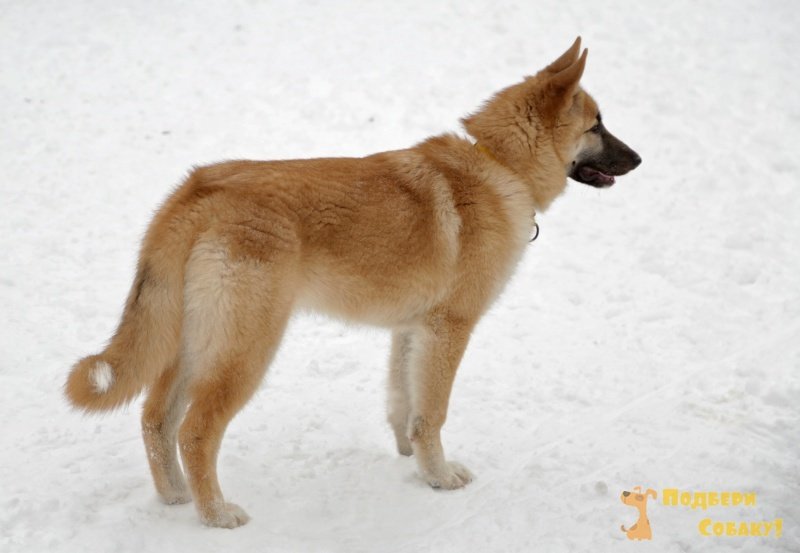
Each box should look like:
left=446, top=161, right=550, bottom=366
left=407, top=310, right=476, bottom=490
left=177, top=244, right=294, bottom=528
left=387, top=330, right=413, bottom=456
left=142, top=360, right=191, bottom=504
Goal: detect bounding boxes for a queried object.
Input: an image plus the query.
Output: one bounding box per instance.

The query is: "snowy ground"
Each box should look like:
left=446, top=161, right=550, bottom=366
left=1, top=1, right=798, bottom=551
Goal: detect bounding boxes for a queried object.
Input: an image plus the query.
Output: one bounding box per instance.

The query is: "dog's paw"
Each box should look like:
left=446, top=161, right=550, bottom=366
left=424, top=461, right=474, bottom=490
left=392, top=428, right=414, bottom=456
left=396, top=439, right=414, bottom=457
left=201, top=502, right=250, bottom=529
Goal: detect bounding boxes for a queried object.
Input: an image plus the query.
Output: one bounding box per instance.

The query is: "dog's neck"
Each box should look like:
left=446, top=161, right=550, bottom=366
left=473, top=141, right=568, bottom=212
left=474, top=142, right=502, bottom=165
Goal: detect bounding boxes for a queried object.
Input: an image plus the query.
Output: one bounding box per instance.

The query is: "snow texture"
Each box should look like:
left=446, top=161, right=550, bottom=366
left=1, top=1, right=798, bottom=552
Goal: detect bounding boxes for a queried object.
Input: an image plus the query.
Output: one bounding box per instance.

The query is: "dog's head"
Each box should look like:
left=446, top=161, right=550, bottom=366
left=621, top=487, right=657, bottom=508
left=462, top=37, right=641, bottom=207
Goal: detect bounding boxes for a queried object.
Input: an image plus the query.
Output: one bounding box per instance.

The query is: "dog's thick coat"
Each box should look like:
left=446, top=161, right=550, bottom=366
left=65, top=38, right=640, bottom=528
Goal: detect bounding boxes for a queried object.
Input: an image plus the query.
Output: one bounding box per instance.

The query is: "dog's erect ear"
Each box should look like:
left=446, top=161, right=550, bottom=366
left=646, top=489, right=657, bottom=500
left=549, top=48, right=587, bottom=95
left=544, top=37, right=582, bottom=74
left=540, top=48, right=587, bottom=116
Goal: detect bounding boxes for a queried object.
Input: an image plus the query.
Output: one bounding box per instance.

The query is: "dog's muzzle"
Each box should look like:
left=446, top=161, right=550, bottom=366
left=569, top=124, right=642, bottom=188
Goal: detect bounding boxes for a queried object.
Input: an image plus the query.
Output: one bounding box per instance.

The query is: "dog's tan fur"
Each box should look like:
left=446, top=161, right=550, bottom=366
left=65, top=38, right=623, bottom=528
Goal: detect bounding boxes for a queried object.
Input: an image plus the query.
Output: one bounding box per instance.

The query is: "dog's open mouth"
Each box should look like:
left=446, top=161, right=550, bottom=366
left=571, top=165, right=616, bottom=187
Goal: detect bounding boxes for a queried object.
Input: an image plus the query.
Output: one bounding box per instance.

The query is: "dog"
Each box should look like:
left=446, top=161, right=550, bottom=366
left=65, top=37, right=641, bottom=528
left=621, top=487, right=657, bottom=540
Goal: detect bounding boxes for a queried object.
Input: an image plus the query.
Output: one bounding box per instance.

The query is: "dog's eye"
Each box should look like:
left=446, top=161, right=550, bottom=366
left=587, top=124, right=601, bottom=134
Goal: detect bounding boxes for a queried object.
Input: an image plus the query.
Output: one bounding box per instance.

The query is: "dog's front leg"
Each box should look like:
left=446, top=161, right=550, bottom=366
left=407, top=311, right=475, bottom=490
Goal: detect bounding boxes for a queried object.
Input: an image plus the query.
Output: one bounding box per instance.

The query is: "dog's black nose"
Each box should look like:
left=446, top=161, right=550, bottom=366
left=622, top=491, right=630, bottom=497
left=631, top=152, right=642, bottom=168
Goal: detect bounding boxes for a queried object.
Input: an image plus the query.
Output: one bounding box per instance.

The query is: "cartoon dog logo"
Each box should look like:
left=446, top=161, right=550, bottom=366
left=621, top=486, right=657, bottom=540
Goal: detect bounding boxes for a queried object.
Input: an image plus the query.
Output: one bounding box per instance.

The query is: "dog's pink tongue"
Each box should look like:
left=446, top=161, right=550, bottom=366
left=580, top=166, right=615, bottom=185
left=598, top=172, right=615, bottom=185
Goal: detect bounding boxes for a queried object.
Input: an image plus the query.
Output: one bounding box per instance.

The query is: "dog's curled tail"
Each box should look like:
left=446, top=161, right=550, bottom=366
left=65, top=177, right=200, bottom=411
left=64, top=259, right=182, bottom=411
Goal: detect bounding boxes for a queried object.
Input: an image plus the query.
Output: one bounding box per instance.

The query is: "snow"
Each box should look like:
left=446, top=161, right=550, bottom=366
left=1, top=0, right=799, bottom=551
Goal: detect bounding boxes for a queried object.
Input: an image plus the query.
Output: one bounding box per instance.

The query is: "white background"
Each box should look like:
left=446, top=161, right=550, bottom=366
left=1, top=1, right=798, bottom=551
